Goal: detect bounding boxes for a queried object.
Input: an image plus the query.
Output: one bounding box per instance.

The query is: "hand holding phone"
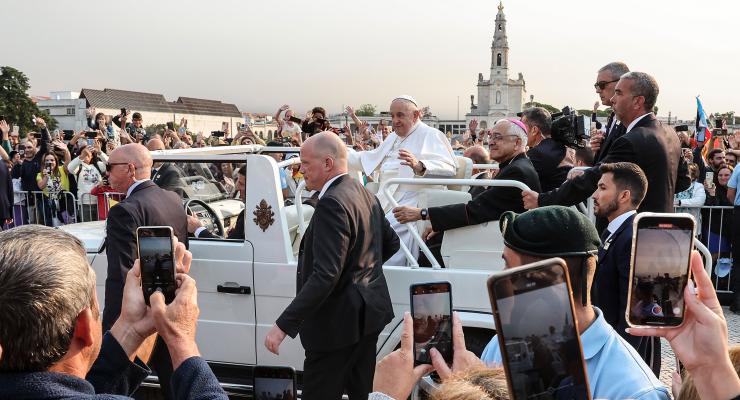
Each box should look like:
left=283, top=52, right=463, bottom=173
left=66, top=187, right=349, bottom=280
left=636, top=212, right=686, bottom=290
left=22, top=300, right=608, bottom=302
left=410, top=281, right=453, bottom=365
left=253, top=366, right=297, bottom=400
left=627, top=213, right=694, bottom=328
left=137, top=226, right=177, bottom=305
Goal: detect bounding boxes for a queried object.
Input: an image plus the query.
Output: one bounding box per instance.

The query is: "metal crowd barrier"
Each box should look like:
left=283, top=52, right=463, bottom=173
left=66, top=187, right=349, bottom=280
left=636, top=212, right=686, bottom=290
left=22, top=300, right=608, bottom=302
left=10, top=191, right=126, bottom=228
left=676, top=205, right=735, bottom=294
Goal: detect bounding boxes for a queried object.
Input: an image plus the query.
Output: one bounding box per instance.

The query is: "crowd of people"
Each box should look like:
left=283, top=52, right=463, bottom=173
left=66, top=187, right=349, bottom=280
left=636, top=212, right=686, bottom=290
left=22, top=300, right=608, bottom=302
left=1, top=59, right=739, bottom=400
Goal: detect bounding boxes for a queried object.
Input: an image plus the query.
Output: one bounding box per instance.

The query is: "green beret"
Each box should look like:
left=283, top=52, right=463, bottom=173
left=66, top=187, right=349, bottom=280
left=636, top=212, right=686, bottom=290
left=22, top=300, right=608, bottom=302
left=499, top=206, right=600, bottom=257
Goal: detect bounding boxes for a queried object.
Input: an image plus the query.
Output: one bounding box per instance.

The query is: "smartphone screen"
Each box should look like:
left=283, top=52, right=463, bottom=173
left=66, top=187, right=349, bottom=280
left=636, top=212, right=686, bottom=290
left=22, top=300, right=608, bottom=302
left=488, top=259, right=590, bottom=400
left=410, top=281, right=452, bottom=365
left=628, top=214, right=694, bottom=327
left=253, top=366, right=296, bottom=400
left=137, top=226, right=176, bottom=305
left=167, top=122, right=174, bottom=131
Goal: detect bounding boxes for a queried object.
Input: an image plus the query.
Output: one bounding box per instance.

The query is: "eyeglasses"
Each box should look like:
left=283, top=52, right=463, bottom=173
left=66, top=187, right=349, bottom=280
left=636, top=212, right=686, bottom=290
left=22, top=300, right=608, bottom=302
left=489, top=134, right=520, bottom=143
left=594, top=79, right=619, bottom=90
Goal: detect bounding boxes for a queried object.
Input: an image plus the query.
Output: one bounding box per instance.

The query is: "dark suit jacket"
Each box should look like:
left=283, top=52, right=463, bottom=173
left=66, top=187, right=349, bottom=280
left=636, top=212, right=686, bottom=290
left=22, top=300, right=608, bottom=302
left=527, top=138, right=571, bottom=192
left=593, top=213, right=641, bottom=348
left=103, top=180, right=188, bottom=330
left=0, top=332, right=227, bottom=399
left=197, top=209, right=245, bottom=240
left=594, top=113, right=626, bottom=163
left=0, top=159, right=12, bottom=221
left=276, top=174, right=399, bottom=352
left=540, top=114, right=691, bottom=213
left=429, top=152, right=542, bottom=232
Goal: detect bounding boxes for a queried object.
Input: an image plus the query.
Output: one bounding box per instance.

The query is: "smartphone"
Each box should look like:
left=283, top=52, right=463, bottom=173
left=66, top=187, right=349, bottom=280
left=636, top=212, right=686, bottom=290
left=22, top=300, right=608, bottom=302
left=715, top=118, right=723, bottom=129
left=18, top=149, right=24, bottom=156
left=63, top=130, right=75, bottom=141
left=705, top=171, right=714, bottom=185
left=410, top=281, right=453, bottom=365
left=487, top=258, right=591, bottom=400
left=136, top=226, right=177, bottom=305
left=167, top=121, right=174, bottom=131
left=253, top=366, right=297, bottom=400
left=288, top=116, right=302, bottom=124
left=85, top=131, right=98, bottom=139
left=86, top=138, right=95, bottom=146
left=627, top=213, right=695, bottom=328
left=120, top=107, right=127, bottom=116
left=696, top=129, right=706, bottom=142
left=33, top=132, right=43, bottom=139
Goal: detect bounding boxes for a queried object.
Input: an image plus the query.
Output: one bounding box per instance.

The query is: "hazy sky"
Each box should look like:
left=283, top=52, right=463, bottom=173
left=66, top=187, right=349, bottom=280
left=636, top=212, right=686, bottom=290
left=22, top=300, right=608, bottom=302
left=2, top=0, right=737, bottom=120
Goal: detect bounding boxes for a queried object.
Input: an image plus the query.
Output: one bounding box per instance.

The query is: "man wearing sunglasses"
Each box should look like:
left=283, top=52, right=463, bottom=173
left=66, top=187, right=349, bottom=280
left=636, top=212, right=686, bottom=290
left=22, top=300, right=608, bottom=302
left=523, top=72, right=690, bottom=218
left=592, top=62, right=630, bottom=163
left=104, top=143, right=189, bottom=399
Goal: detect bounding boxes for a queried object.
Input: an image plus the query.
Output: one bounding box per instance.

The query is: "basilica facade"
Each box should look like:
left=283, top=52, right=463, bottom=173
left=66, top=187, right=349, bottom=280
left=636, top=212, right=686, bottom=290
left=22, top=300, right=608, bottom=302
left=466, top=1, right=527, bottom=129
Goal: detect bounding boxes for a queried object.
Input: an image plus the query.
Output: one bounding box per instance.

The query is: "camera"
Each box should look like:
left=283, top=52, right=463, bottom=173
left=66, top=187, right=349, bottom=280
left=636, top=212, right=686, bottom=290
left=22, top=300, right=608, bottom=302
left=550, top=106, right=590, bottom=149
left=211, top=131, right=226, bottom=137
left=675, top=125, right=689, bottom=132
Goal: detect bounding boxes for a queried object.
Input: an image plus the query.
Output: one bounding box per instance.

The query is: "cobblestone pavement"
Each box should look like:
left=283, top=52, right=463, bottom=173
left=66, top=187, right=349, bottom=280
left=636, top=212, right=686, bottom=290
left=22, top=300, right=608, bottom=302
left=658, top=306, right=740, bottom=397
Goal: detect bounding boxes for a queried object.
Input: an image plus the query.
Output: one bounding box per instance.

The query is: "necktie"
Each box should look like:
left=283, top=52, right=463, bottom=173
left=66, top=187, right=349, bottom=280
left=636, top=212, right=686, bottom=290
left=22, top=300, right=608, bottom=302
left=600, top=229, right=612, bottom=250
left=605, top=113, right=615, bottom=136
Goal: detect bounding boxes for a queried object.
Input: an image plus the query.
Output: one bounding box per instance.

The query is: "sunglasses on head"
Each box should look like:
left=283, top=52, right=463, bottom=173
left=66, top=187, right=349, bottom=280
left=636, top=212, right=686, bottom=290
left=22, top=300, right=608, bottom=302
left=594, top=79, right=619, bottom=90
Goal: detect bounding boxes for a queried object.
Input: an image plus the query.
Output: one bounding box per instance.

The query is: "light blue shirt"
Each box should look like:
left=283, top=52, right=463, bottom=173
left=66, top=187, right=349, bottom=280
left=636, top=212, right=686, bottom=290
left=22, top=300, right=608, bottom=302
left=727, top=167, right=740, bottom=205
left=279, top=168, right=288, bottom=190
left=480, top=307, right=669, bottom=400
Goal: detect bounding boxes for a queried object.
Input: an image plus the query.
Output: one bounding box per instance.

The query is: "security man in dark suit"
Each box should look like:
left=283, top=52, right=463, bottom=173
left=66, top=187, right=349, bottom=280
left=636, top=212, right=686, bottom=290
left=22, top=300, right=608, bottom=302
left=265, top=132, right=398, bottom=400
left=591, top=62, right=631, bottom=163
left=392, top=119, right=541, bottom=266
left=522, top=107, right=571, bottom=192
left=0, top=147, right=12, bottom=230
left=104, top=143, right=189, bottom=399
left=523, top=71, right=691, bottom=215
left=147, top=138, right=187, bottom=195
left=590, top=162, right=661, bottom=375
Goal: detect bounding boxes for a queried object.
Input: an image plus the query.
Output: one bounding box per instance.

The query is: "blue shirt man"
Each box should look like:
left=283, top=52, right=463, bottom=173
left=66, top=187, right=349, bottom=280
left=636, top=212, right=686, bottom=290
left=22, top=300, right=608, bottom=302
left=481, top=307, right=669, bottom=400
left=726, top=166, right=740, bottom=205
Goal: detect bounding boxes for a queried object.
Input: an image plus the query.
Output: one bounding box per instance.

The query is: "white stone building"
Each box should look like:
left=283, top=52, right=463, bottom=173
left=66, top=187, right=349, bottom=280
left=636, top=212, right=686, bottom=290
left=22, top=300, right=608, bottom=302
left=37, top=88, right=242, bottom=136
left=466, top=1, right=527, bottom=129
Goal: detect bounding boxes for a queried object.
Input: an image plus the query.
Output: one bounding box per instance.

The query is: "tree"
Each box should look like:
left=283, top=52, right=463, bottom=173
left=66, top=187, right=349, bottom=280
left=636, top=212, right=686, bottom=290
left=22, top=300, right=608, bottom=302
left=356, top=104, right=376, bottom=117
left=522, top=101, right=560, bottom=114
left=0, top=66, right=57, bottom=135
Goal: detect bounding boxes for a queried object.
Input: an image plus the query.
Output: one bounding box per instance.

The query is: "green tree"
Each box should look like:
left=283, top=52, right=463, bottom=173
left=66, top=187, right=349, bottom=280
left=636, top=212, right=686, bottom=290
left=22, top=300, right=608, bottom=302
left=523, top=101, right=560, bottom=114
left=0, top=66, right=57, bottom=135
left=356, top=104, right=376, bottom=117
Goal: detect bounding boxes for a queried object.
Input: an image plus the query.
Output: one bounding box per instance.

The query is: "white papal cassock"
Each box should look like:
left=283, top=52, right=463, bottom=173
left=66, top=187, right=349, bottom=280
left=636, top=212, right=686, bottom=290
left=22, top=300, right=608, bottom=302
left=348, top=121, right=457, bottom=266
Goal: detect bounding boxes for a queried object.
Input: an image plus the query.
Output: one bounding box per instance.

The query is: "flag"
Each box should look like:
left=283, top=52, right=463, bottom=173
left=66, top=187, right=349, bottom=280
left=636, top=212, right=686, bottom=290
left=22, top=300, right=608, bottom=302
left=696, top=96, right=712, bottom=143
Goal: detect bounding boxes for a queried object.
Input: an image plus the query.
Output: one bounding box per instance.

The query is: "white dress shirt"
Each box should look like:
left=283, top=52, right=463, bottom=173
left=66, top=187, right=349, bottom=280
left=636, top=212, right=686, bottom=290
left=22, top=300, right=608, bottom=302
left=318, top=173, right=347, bottom=199
left=625, top=113, right=652, bottom=134
left=126, top=179, right=149, bottom=197
left=605, top=209, right=636, bottom=242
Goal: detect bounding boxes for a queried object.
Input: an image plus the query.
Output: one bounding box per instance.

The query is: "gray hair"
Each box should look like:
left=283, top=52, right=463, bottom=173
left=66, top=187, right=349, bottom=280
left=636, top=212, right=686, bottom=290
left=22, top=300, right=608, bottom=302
left=620, top=71, right=660, bottom=113
left=598, top=61, right=630, bottom=80
left=521, top=107, right=552, bottom=136
left=496, top=119, right=527, bottom=143
left=0, top=225, right=96, bottom=372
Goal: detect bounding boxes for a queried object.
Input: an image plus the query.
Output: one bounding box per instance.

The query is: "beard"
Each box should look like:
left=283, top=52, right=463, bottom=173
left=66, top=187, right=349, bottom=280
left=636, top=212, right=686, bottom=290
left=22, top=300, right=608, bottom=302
left=594, top=197, right=619, bottom=218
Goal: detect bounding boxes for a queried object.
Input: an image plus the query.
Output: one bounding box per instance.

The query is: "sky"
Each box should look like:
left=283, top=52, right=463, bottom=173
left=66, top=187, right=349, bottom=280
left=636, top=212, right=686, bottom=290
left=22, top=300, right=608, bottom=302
left=1, top=0, right=737, bottom=120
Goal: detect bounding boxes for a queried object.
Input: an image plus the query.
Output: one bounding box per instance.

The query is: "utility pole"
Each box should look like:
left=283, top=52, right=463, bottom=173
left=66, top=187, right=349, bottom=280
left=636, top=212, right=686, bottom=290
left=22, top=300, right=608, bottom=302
left=457, top=96, right=460, bottom=120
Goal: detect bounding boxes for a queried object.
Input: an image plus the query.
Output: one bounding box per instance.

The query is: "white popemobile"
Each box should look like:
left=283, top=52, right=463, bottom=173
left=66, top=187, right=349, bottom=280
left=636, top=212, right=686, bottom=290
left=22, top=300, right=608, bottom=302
left=59, top=145, right=712, bottom=398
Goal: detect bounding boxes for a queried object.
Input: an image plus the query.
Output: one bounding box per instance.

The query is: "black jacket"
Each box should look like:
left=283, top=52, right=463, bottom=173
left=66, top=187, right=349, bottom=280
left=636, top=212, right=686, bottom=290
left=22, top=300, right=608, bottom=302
left=429, top=152, right=542, bottom=232
left=276, top=175, right=398, bottom=352
left=152, top=163, right=186, bottom=195
left=0, top=158, right=12, bottom=221
left=12, top=127, right=50, bottom=192
left=593, top=112, right=626, bottom=163
left=527, top=138, right=571, bottom=192
left=593, top=214, right=640, bottom=348
left=540, top=114, right=690, bottom=213
left=0, top=332, right=227, bottom=399
left=103, top=180, right=188, bottom=331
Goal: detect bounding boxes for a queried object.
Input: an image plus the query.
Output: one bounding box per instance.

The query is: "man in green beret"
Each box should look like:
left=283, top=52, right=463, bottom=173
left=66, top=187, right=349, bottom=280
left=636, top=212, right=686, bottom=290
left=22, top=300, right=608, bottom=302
left=479, top=206, right=669, bottom=399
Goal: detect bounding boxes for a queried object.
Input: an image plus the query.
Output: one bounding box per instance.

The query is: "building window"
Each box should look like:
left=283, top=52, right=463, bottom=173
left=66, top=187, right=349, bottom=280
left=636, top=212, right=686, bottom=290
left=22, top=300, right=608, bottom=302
left=66, top=108, right=75, bottom=115
left=498, top=24, right=502, bottom=31
left=496, top=91, right=502, bottom=104
left=496, top=53, right=502, bottom=67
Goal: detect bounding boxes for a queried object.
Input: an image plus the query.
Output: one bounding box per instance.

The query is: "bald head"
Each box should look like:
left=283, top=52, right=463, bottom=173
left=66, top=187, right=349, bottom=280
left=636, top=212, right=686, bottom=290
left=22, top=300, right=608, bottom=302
left=146, top=138, right=165, bottom=151
left=464, top=145, right=490, bottom=165
left=305, top=131, right=348, bottom=169
left=110, top=143, right=153, bottom=179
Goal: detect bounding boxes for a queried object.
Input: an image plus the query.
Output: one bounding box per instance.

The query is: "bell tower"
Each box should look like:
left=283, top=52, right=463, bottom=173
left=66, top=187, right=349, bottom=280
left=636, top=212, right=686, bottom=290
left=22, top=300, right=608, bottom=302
left=490, top=0, right=509, bottom=79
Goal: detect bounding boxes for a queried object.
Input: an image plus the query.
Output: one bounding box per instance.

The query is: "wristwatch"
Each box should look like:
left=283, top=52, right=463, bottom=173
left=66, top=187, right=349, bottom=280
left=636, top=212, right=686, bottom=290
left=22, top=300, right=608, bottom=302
left=420, top=208, right=429, bottom=220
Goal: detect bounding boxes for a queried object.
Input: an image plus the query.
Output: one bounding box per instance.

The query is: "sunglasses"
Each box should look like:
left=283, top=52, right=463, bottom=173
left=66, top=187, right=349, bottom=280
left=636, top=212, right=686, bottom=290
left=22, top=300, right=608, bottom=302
left=594, top=79, right=619, bottom=90
left=106, top=162, right=130, bottom=172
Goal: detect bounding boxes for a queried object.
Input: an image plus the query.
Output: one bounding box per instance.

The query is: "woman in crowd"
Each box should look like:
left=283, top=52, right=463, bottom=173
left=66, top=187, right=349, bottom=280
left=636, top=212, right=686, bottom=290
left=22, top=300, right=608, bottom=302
left=674, top=163, right=705, bottom=232
left=35, top=152, right=73, bottom=226
left=702, top=163, right=734, bottom=273
left=66, top=146, right=107, bottom=221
